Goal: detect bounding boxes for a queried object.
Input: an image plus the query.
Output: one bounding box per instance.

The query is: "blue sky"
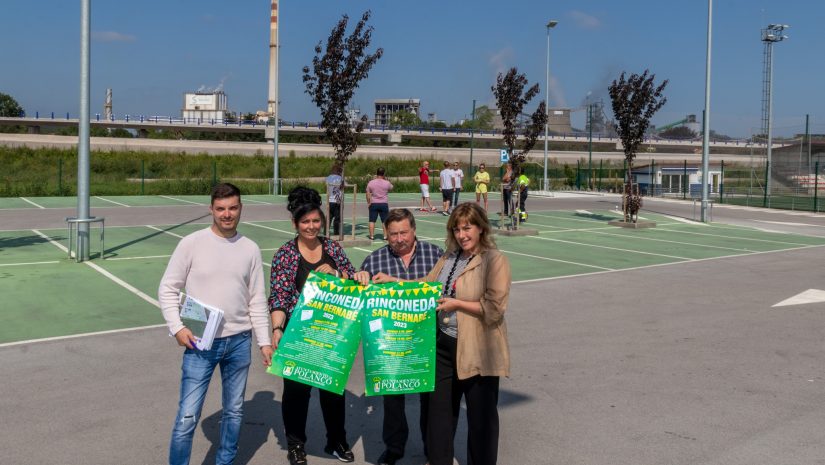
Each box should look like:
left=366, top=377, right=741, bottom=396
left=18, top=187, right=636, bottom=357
left=2, top=1, right=823, bottom=137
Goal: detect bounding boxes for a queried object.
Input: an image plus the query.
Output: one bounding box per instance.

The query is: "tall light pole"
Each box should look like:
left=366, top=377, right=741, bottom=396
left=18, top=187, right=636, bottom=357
left=543, top=19, right=558, bottom=192
left=700, top=0, right=712, bottom=222
left=268, top=0, right=280, bottom=194
left=761, top=23, right=789, bottom=199
left=77, top=0, right=92, bottom=260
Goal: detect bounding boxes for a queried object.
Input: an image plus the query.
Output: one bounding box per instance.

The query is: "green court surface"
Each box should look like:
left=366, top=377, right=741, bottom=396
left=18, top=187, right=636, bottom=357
left=2, top=206, right=825, bottom=345
left=0, top=193, right=434, bottom=210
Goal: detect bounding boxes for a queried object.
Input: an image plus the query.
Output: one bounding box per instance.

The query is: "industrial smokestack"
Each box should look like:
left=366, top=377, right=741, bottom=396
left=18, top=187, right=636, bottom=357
left=267, top=0, right=278, bottom=118
left=104, top=88, right=113, bottom=120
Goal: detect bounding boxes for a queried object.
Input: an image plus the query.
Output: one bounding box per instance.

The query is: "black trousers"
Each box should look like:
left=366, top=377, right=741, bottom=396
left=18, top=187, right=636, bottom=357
left=282, top=378, right=347, bottom=448
left=502, top=189, right=512, bottom=215
left=519, top=188, right=528, bottom=212
left=426, top=333, right=500, bottom=465
left=329, top=202, right=341, bottom=235
left=382, top=393, right=427, bottom=457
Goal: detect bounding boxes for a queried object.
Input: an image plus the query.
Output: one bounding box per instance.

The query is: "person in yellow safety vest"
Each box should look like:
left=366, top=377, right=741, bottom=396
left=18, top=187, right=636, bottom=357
left=516, top=169, right=530, bottom=223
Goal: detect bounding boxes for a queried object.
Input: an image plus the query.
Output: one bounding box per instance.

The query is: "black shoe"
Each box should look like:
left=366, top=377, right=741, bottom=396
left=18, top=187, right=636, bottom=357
left=324, top=442, right=355, bottom=462
left=287, top=444, right=308, bottom=465
left=377, top=449, right=403, bottom=465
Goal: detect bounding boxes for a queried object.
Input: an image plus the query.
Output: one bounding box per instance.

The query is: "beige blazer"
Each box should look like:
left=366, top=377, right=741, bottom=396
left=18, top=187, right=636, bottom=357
left=426, top=248, right=511, bottom=379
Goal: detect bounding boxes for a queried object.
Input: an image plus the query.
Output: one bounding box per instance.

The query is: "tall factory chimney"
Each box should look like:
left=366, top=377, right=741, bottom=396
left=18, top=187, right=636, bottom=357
left=267, top=0, right=278, bottom=119
left=104, top=88, right=113, bottom=120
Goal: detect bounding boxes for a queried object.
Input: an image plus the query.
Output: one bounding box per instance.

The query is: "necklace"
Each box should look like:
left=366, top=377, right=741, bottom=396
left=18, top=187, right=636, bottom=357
left=441, top=252, right=474, bottom=324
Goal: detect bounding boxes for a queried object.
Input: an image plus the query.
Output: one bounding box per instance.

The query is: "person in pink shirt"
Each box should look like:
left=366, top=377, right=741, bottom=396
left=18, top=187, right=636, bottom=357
left=366, top=167, right=394, bottom=240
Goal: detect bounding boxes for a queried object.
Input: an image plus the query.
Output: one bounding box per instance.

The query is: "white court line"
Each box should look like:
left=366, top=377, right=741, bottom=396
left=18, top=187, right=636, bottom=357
left=32, top=229, right=69, bottom=253
left=653, top=227, right=815, bottom=247
left=0, top=260, right=59, bottom=267
left=106, top=254, right=172, bottom=261
left=754, top=220, right=825, bottom=228
left=95, top=196, right=130, bottom=207
left=19, top=197, right=45, bottom=209
left=529, top=212, right=612, bottom=224
left=415, top=217, right=563, bottom=234
left=575, top=209, right=593, bottom=215
left=146, top=225, right=185, bottom=239
left=662, top=214, right=708, bottom=225
left=243, top=198, right=272, bottom=205
left=0, top=323, right=168, bottom=349
left=84, top=261, right=161, bottom=307
left=501, top=250, right=614, bottom=271
left=528, top=235, right=694, bottom=261
left=354, top=247, right=376, bottom=254
left=243, top=221, right=296, bottom=236
left=587, top=230, right=751, bottom=252
left=33, top=229, right=161, bottom=309
left=160, top=195, right=205, bottom=206
left=513, top=243, right=825, bottom=286
left=414, top=234, right=612, bottom=271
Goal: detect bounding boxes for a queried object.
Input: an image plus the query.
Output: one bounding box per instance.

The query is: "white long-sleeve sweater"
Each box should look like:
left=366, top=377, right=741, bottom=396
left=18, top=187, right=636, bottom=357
left=158, top=227, right=271, bottom=347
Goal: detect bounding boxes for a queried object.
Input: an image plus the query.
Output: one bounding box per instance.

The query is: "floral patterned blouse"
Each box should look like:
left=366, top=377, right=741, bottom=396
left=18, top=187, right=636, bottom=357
left=268, top=236, right=357, bottom=319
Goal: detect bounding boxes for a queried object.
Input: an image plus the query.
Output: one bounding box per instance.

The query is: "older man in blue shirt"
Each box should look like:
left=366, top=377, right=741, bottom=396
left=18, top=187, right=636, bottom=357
left=361, top=208, right=443, bottom=465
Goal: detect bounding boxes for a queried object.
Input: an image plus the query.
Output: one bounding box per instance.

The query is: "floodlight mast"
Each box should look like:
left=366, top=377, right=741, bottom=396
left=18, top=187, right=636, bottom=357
left=543, top=19, right=558, bottom=192
left=77, top=0, right=91, bottom=260
left=761, top=23, right=788, bottom=199
left=700, top=0, right=712, bottom=222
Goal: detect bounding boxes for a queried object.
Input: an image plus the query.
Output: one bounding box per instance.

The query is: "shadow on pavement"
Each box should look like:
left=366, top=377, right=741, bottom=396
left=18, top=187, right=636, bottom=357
left=0, top=233, right=57, bottom=252
left=105, top=214, right=209, bottom=257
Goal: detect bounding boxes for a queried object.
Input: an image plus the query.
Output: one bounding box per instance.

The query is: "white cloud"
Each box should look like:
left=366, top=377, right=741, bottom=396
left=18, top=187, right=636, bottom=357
left=569, top=10, right=602, bottom=30
left=92, top=31, right=136, bottom=43
left=488, top=47, right=514, bottom=77
left=549, top=75, right=567, bottom=108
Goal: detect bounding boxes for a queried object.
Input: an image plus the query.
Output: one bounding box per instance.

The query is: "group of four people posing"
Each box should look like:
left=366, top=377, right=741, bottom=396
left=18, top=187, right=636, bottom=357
left=159, top=182, right=512, bottom=465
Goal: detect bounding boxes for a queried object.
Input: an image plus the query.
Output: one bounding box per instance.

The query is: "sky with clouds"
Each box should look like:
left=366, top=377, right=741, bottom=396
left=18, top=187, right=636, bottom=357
left=2, top=0, right=823, bottom=137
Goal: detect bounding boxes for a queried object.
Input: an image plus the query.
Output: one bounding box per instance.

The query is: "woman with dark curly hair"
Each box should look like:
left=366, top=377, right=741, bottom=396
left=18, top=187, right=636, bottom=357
left=268, top=186, right=369, bottom=465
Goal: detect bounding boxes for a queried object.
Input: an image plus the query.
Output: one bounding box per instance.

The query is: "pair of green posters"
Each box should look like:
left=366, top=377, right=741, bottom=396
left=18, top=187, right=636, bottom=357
left=267, top=272, right=443, bottom=396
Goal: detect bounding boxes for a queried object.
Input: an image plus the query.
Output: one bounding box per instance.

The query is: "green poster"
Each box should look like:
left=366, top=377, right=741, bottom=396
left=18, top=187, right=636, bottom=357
left=361, top=281, right=442, bottom=396
left=267, top=272, right=365, bottom=394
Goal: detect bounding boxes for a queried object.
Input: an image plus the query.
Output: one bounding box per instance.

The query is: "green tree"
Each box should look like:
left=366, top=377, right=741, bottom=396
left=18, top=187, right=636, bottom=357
left=459, top=105, right=494, bottom=130
left=0, top=92, right=24, bottom=117
left=389, top=109, right=421, bottom=128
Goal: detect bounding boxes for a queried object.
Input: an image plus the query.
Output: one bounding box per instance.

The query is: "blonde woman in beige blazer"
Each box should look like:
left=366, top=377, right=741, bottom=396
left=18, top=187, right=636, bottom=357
left=423, top=202, right=511, bottom=465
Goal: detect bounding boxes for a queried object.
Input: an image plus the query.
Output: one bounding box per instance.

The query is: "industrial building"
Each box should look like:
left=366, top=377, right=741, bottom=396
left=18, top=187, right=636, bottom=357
left=374, top=98, right=420, bottom=126
left=548, top=108, right=573, bottom=134
left=182, top=91, right=228, bottom=122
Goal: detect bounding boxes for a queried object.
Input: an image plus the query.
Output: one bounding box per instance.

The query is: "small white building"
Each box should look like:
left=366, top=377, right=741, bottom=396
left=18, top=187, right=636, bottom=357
left=632, top=163, right=723, bottom=196
left=182, top=91, right=228, bottom=122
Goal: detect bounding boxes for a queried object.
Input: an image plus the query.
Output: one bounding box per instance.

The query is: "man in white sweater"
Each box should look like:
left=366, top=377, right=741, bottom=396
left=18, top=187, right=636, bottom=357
left=158, top=183, right=273, bottom=465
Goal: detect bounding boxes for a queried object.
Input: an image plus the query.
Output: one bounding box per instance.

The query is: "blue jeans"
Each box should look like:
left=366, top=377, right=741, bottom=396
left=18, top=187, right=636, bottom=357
left=169, top=331, right=252, bottom=465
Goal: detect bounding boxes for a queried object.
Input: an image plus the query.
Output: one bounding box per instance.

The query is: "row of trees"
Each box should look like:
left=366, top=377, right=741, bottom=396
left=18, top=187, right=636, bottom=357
left=305, top=10, right=669, bottom=221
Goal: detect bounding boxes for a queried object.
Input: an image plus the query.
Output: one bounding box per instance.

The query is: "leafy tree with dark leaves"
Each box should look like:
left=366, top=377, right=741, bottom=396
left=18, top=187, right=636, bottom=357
left=303, top=11, right=383, bottom=172
left=491, top=68, right=547, bottom=172
left=608, top=70, right=668, bottom=222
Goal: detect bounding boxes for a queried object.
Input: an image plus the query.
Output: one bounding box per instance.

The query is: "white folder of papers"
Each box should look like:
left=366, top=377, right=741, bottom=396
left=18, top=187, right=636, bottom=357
left=180, top=294, right=225, bottom=351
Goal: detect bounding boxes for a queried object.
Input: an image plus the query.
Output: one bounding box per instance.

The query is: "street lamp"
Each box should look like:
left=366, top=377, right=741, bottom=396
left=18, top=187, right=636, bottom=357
left=761, top=23, right=789, bottom=200
left=700, top=0, right=712, bottom=222
left=543, top=19, right=558, bottom=192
